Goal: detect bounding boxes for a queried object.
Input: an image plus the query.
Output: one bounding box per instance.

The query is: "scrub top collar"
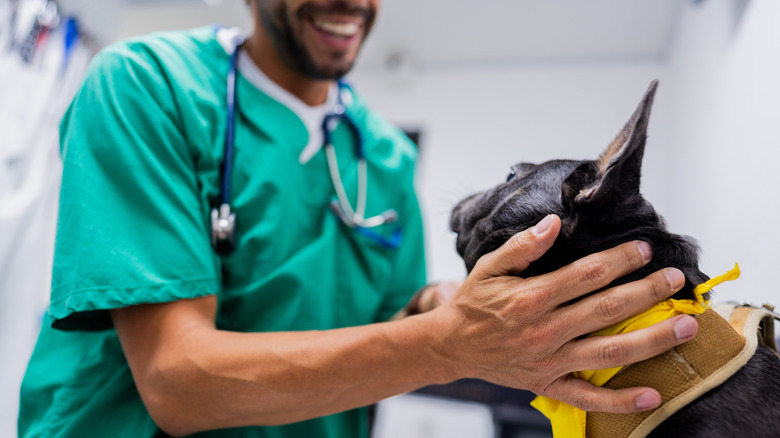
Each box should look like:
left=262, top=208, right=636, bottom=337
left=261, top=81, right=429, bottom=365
left=237, top=50, right=339, bottom=164
left=216, top=26, right=340, bottom=164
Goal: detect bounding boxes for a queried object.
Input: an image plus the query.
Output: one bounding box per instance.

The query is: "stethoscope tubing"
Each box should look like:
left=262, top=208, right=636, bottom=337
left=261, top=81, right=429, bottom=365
left=213, top=39, right=401, bottom=252
left=221, top=45, right=240, bottom=206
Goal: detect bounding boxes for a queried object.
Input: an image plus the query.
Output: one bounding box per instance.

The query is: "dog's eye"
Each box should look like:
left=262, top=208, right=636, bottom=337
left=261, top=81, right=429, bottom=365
left=506, top=168, right=516, bottom=182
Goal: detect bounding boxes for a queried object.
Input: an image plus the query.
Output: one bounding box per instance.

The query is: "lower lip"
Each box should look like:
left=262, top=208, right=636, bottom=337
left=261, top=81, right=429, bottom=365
left=310, top=23, right=361, bottom=51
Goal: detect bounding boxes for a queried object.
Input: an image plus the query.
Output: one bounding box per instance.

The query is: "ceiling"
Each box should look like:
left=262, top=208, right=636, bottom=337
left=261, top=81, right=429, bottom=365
left=115, top=0, right=682, bottom=72
left=358, top=0, right=681, bottom=72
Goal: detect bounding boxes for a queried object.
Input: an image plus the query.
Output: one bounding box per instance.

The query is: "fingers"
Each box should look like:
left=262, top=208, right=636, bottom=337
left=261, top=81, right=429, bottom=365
left=418, top=281, right=461, bottom=313
left=557, top=267, right=686, bottom=338
left=545, top=375, right=662, bottom=413
left=432, top=281, right=461, bottom=308
left=563, top=314, right=698, bottom=372
left=543, top=316, right=697, bottom=414
left=472, top=215, right=561, bottom=279
left=534, top=240, right=653, bottom=307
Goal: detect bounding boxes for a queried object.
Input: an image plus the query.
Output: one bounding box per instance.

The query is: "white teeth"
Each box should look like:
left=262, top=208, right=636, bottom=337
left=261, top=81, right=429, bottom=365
left=313, top=20, right=360, bottom=37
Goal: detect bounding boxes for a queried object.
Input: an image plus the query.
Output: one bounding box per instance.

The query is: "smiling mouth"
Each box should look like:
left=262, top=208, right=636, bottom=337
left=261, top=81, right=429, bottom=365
left=312, top=19, right=361, bottom=38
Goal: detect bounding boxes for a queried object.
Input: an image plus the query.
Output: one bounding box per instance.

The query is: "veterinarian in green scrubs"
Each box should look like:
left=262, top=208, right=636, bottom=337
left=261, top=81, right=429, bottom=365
left=19, top=0, right=701, bottom=437
left=19, top=18, right=428, bottom=436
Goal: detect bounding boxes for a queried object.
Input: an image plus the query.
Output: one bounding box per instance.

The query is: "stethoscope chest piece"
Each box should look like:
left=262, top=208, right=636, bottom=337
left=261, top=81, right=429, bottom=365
left=211, top=203, right=236, bottom=254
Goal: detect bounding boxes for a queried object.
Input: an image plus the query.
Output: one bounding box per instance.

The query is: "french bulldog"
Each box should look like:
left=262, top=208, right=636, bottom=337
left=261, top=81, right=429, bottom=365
left=449, top=80, right=780, bottom=437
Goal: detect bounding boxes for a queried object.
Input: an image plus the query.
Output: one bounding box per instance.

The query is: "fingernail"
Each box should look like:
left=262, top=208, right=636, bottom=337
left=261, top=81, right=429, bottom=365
left=674, top=316, right=698, bottom=341
left=637, top=241, right=652, bottom=262
left=666, top=268, right=685, bottom=290
left=635, top=392, right=660, bottom=410
left=532, top=215, right=554, bottom=235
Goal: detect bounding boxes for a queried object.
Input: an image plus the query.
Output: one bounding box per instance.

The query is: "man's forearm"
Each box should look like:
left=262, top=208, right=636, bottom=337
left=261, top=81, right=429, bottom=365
left=114, top=298, right=458, bottom=436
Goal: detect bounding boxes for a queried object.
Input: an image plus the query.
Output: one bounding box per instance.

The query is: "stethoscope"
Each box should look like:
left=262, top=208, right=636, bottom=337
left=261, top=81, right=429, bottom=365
left=211, top=40, right=402, bottom=253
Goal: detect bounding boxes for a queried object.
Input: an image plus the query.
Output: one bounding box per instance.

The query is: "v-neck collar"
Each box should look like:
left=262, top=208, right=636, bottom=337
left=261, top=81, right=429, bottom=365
left=216, top=27, right=339, bottom=164
left=237, top=50, right=338, bottom=163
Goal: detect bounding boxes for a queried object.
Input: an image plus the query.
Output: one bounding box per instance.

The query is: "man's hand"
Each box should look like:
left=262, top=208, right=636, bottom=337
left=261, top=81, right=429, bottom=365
left=432, top=214, right=697, bottom=413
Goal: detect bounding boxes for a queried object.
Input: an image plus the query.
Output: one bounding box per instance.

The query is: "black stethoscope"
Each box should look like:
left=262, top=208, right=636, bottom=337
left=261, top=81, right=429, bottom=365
left=210, top=40, right=402, bottom=253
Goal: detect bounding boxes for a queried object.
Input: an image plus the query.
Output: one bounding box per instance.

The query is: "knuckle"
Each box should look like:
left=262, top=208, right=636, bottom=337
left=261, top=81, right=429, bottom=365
left=528, top=380, right=547, bottom=395
left=574, top=392, right=599, bottom=412
left=649, top=278, right=669, bottom=302
left=577, top=258, right=609, bottom=285
left=597, top=339, right=626, bottom=365
left=516, top=282, right=550, bottom=310
left=595, top=293, right=626, bottom=322
left=527, top=358, right=556, bottom=384
left=523, top=317, right=562, bottom=353
left=624, top=242, right=646, bottom=268
left=528, top=373, right=556, bottom=396
left=506, top=232, right=528, bottom=255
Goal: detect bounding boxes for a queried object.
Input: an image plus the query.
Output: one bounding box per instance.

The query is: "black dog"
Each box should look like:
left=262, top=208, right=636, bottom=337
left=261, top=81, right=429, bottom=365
left=449, top=81, right=780, bottom=437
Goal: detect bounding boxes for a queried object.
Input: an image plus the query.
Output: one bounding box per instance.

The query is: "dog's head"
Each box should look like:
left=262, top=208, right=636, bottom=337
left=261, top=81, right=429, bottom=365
left=450, top=80, right=709, bottom=300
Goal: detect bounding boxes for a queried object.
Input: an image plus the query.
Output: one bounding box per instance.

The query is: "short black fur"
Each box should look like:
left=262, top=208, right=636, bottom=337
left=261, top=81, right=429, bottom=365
left=449, top=80, right=780, bottom=437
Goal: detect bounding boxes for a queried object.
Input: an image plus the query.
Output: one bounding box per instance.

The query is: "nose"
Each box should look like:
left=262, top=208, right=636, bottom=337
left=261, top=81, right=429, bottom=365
left=449, top=192, right=482, bottom=233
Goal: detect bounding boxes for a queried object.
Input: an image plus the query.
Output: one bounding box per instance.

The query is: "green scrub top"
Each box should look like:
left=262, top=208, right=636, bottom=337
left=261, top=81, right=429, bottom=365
left=19, top=27, right=426, bottom=438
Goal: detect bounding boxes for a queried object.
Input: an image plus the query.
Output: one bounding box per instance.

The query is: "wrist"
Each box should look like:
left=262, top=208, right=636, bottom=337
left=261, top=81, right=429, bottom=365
left=412, top=304, right=469, bottom=384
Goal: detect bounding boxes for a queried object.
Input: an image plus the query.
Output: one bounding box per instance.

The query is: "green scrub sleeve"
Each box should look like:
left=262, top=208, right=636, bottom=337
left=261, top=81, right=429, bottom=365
left=49, top=45, right=220, bottom=331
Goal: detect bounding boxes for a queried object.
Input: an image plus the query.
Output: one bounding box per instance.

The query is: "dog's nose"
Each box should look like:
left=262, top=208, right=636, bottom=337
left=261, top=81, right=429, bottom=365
left=449, top=204, right=465, bottom=233
left=450, top=192, right=481, bottom=233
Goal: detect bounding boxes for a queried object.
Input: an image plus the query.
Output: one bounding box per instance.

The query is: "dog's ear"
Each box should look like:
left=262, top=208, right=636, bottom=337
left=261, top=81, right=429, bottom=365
left=563, top=80, right=658, bottom=214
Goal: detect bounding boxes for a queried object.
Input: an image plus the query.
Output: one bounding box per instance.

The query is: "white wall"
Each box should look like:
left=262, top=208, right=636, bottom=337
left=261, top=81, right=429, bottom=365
left=350, top=65, right=669, bottom=282
left=659, top=0, right=780, bottom=307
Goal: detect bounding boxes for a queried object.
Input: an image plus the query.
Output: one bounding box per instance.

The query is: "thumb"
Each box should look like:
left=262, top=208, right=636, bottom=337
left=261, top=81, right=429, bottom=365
left=472, top=214, right=560, bottom=279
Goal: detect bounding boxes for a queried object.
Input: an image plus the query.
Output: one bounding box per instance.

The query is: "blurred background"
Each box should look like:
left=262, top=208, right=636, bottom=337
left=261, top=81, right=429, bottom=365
left=2, top=0, right=778, bottom=436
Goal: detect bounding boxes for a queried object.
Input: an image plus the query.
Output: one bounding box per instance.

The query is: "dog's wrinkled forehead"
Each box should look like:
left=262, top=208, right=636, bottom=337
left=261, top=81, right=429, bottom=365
left=449, top=159, right=585, bottom=268
left=452, top=159, right=582, bottom=228
left=505, top=159, right=584, bottom=215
